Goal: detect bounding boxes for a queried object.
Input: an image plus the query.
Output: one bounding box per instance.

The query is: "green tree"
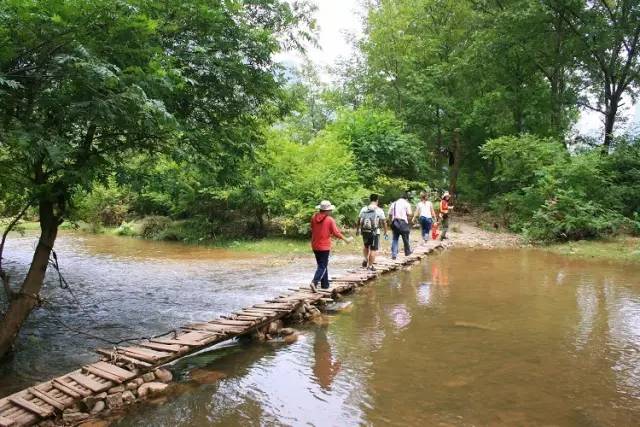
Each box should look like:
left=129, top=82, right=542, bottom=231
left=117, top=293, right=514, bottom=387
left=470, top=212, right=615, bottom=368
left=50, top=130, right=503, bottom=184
left=542, top=0, right=640, bottom=149
left=0, top=0, right=309, bottom=358
left=325, top=108, right=427, bottom=185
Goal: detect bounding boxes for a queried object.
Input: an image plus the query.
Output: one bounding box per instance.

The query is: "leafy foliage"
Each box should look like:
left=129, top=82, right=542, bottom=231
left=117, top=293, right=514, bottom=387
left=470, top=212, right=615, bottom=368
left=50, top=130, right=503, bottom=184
left=255, top=129, right=366, bottom=234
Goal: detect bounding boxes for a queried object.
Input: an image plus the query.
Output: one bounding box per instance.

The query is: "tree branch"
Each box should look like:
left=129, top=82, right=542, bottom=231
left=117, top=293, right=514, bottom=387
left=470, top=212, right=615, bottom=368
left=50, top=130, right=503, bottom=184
left=577, top=100, right=605, bottom=115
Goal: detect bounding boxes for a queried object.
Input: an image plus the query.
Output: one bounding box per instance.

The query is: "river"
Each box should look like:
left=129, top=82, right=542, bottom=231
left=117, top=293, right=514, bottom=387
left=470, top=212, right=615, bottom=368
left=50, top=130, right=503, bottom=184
left=2, top=233, right=640, bottom=426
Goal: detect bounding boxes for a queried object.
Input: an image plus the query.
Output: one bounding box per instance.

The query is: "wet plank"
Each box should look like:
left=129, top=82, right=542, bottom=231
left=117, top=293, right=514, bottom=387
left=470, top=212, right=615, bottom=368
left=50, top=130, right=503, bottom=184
left=28, top=388, right=66, bottom=411
left=67, top=373, right=110, bottom=393
left=83, top=365, right=124, bottom=383
left=0, top=415, right=15, bottom=427
left=8, top=396, right=52, bottom=417
left=90, top=362, right=136, bottom=381
left=51, top=379, right=87, bottom=398
left=210, top=319, right=255, bottom=327
left=138, top=341, right=186, bottom=353
left=95, top=349, right=153, bottom=368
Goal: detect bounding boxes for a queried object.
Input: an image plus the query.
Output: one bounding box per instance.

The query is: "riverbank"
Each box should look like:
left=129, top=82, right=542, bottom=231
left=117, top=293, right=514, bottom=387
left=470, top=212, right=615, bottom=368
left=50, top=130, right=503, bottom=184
left=9, top=218, right=640, bottom=264
left=544, top=236, right=640, bottom=264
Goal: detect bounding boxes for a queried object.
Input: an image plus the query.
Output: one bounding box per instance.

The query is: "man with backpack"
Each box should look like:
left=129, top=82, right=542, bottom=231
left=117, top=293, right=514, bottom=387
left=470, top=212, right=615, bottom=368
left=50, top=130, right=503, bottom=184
left=356, top=194, right=387, bottom=270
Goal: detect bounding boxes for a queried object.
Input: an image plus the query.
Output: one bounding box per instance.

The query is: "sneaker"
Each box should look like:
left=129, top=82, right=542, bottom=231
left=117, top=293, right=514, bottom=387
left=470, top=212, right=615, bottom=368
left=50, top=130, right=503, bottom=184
left=391, top=256, right=397, bottom=260
left=361, top=260, right=368, bottom=268
left=310, top=282, right=317, bottom=293
left=368, top=266, right=376, bottom=271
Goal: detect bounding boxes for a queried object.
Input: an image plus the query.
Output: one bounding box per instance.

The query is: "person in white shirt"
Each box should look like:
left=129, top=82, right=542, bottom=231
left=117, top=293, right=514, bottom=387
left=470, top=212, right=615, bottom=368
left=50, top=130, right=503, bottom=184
left=356, top=194, right=388, bottom=270
left=413, top=192, right=436, bottom=243
left=387, top=192, right=413, bottom=259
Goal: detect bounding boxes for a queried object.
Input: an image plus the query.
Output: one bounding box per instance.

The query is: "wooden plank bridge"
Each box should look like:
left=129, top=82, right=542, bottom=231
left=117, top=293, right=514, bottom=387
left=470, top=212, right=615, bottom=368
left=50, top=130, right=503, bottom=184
left=0, top=241, right=443, bottom=426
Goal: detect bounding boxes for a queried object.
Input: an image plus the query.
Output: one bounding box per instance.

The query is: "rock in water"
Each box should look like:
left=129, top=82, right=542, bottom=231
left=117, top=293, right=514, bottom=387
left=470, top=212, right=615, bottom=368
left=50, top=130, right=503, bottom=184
left=453, top=321, right=496, bottom=331
left=190, top=369, right=227, bottom=384
left=283, top=331, right=299, bottom=344
left=279, top=327, right=296, bottom=336
left=138, top=382, right=168, bottom=398
left=154, top=367, right=173, bottom=383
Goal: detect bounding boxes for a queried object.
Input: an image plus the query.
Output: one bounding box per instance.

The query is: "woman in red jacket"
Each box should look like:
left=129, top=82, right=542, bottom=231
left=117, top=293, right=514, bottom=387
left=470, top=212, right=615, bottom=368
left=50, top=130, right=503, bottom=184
left=310, top=200, right=351, bottom=292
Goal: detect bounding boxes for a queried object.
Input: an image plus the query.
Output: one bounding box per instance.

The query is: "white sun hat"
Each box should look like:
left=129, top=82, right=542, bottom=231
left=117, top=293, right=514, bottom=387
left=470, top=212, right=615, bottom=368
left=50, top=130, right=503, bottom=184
left=316, top=200, right=336, bottom=211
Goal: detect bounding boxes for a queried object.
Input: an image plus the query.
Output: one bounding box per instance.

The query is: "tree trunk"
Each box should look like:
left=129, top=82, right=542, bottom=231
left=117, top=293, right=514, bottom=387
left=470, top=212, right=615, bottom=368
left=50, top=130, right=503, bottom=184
left=448, top=128, right=462, bottom=201
left=0, top=199, right=58, bottom=359
left=603, top=96, right=618, bottom=152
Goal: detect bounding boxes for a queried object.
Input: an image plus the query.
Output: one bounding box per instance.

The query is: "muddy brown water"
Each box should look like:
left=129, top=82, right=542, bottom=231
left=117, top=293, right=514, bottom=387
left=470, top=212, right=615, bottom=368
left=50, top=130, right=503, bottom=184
left=2, top=234, right=640, bottom=426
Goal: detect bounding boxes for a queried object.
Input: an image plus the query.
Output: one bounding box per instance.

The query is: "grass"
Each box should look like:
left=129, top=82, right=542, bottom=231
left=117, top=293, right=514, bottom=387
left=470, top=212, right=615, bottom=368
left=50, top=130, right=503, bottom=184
left=544, top=236, right=640, bottom=264
left=9, top=220, right=361, bottom=256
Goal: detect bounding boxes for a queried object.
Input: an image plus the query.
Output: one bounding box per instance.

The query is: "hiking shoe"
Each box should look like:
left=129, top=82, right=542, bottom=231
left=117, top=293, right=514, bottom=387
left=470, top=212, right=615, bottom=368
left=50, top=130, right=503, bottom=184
left=310, top=282, right=317, bottom=293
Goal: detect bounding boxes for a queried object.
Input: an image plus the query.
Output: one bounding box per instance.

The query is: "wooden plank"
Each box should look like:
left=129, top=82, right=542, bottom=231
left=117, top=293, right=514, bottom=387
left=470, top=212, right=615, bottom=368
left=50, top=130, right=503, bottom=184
left=242, top=308, right=279, bottom=315
left=95, top=349, right=152, bottom=368
left=0, top=415, right=15, bottom=427
left=67, top=373, right=109, bottom=393
left=83, top=365, right=123, bottom=383
left=138, top=341, right=186, bottom=353
left=118, top=346, right=172, bottom=360
left=51, top=379, right=86, bottom=398
left=235, top=311, right=271, bottom=318
left=115, top=349, right=161, bottom=363
left=252, top=304, right=293, bottom=311
left=8, top=396, right=52, bottom=417
left=27, top=388, right=66, bottom=411
left=210, top=319, right=255, bottom=327
left=181, top=323, right=242, bottom=335
left=234, top=315, right=265, bottom=321
left=91, top=362, right=136, bottom=381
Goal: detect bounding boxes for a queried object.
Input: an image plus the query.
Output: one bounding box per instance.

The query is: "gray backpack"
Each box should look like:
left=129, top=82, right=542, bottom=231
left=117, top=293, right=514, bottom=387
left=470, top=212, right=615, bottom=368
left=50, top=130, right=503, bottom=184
left=361, top=208, right=379, bottom=234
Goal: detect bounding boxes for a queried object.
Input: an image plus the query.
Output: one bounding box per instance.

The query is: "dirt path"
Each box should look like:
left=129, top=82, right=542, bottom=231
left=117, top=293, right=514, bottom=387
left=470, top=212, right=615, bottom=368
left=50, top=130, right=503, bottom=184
left=443, top=218, right=523, bottom=249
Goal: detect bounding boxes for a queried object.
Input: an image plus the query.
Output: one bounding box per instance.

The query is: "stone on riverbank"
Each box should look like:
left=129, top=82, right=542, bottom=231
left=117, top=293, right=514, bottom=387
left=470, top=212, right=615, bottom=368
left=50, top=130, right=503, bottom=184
left=105, top=392, right=123, bottom=408
left=142, top=372, right=155, bottom=382
left=62, top=410, right=89, bottom=424
left=122, top=390, right=136, bottom=404
left=90, top=400, right=105, bottom=415
left=82, top=393, right=107, bottom=410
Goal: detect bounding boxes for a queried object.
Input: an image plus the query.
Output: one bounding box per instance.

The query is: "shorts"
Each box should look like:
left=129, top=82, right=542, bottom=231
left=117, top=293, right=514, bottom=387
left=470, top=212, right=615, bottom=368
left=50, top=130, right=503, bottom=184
left=362, top=232, right=380, bottom=251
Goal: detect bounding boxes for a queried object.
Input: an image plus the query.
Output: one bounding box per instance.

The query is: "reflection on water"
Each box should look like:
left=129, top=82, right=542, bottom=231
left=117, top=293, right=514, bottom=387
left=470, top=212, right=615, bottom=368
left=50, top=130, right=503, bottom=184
left=312, top=327, right=341, bottom=391
left=114, top=248, right=640, bottom=426
left=2, top=232, right=640, bottom=426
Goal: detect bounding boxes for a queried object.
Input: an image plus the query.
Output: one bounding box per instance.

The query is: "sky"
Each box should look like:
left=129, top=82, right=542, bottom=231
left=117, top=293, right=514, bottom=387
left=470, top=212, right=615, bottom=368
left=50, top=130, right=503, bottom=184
left=276, top=0, right=363, bottom=78
left=278, top=0, right=638, bottom=138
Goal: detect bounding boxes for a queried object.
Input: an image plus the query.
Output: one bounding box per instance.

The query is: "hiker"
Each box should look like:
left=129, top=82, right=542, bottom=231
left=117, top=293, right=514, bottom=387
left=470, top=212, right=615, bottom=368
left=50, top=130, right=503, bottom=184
left=310, top=200, right=352, bottom=292
left=439, top=191, right=454, bottom=240
left=388, top=192, right=412, bottom=259
left=413, top=192, right=436, bottom=243
left=356, top=193, right=387, bottom=270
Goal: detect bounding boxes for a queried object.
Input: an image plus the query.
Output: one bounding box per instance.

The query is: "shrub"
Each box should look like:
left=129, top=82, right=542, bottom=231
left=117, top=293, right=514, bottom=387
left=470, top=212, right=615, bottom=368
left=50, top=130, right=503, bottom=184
left=138, top=216, right=172, bottom=239
left=72, top=176, right=131, bottom=227
left=115, top=222, right=138, bottom=237
left=523, top=190, right=627, bottom=242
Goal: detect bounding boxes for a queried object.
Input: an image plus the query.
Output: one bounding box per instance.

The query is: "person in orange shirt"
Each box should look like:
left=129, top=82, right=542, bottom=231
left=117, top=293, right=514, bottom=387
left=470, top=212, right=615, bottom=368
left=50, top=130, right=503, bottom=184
left=310, top=200, right=352, bottom=292
left=439, top=191, right=454, bottom=240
